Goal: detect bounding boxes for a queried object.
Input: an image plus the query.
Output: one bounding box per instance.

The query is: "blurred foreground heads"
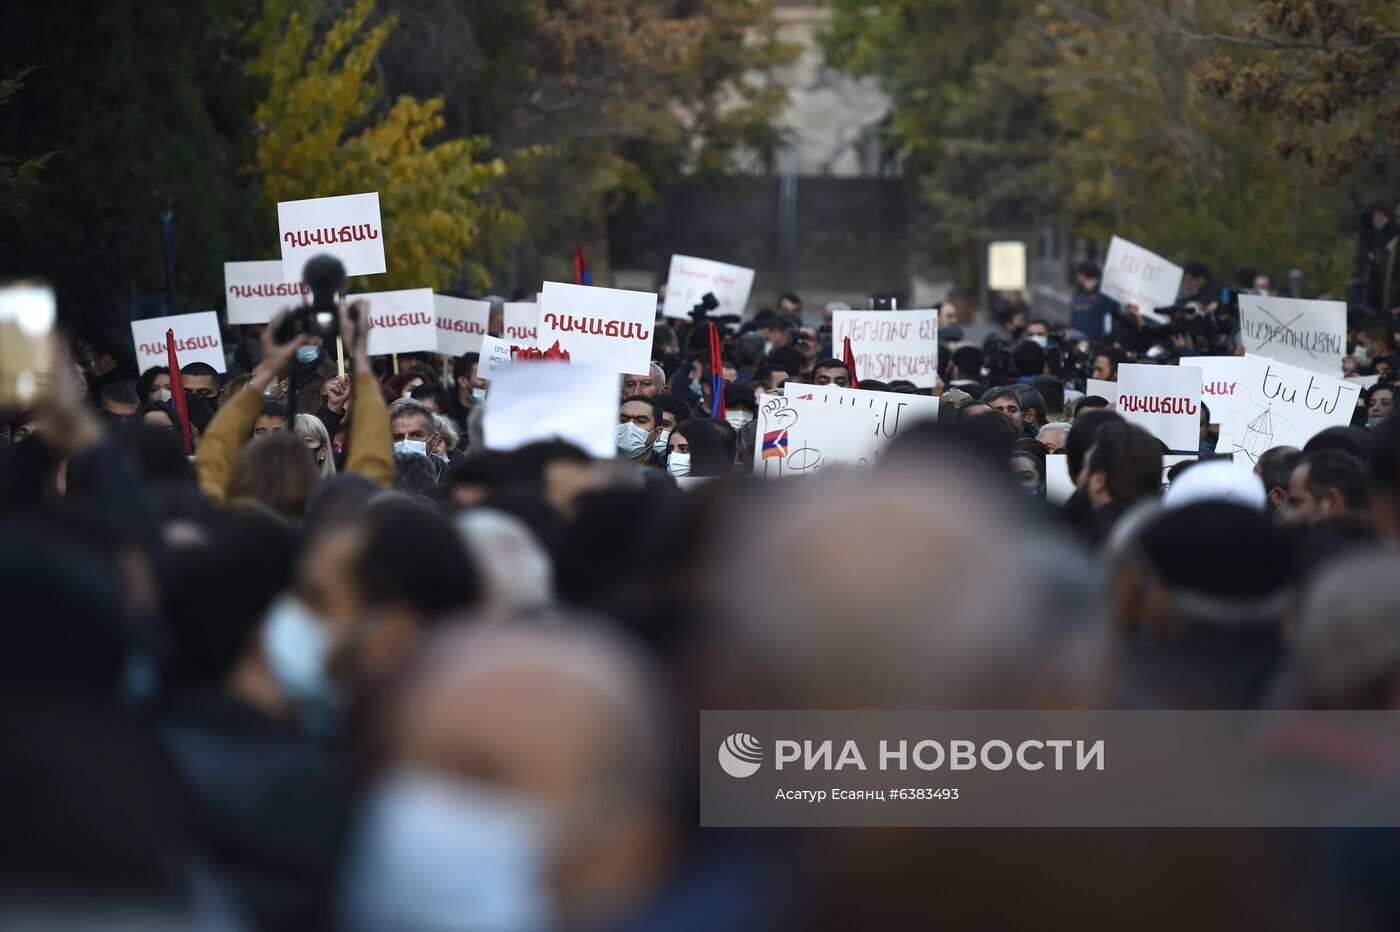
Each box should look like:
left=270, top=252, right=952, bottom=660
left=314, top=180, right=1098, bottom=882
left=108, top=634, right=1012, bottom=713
left=343, top=624, right=672, bottom=932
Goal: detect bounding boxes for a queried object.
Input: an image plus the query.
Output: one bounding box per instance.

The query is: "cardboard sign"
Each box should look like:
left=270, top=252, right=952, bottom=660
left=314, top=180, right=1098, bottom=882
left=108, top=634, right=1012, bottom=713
left=988, top=241, right=1027, bottom=292
left=1238, top=294, right=1346, bottom=376
left=537, top=281, right=655, bottom=374
left=662, top=255, right=756, bottom=320
left=782, top=382, right=939, bottom=437
left=482, top=362, right=619, bottom=459
left=277, top=192, right=386, bottom=283
left=347, top=288, right=436, bottom=357
left=478, top=336, right=513, bottom=380
left=754, top=392, right=893, bottom=478
left=503, top=302, right=539, bottom=349
left=132, top=311, right=225, bottom=374
left=831, top=309, right=940, bottom=388
left=1085, top=378, right=1116, bottom=401
left=433, top=295, right=490, bottom=357
left=1114, top=363, right=1203, bottom=453
left=1100, top=236, right=1183, bottom=319
left=1179, top=355, right=1361, bottom=463
left=224, top=260, right=308, bottom=325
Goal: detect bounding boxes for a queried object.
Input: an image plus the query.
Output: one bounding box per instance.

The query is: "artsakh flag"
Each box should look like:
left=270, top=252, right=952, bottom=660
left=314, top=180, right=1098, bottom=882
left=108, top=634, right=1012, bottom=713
left=762, top=428, right=788, bottom=459
left=574, top=244, right=592, bottom=286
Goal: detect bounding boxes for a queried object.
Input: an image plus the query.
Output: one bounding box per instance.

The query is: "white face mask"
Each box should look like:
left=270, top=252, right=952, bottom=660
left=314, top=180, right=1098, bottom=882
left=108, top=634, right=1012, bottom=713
left=295, top=345, right=322, bottom=365
left=725, top=411, right=754, bottom=431
left=667, top=452, right=692, bottom=478
left=394, top=439, right=429, bottom=457
left=652, top=430, right=671, bottom=456
left=342, top=767, right=553, bottom=932
left=151, top=387, right=172, bottom=403
left=1029, top=335, right=1048, bottom=348
left=616, top=421, right=651, bottom=458
left=261, top=595, right=340, bottom=708
left=1354, top=344, right=1371, bottom=365
left=471, top=386, right=487, bottom=404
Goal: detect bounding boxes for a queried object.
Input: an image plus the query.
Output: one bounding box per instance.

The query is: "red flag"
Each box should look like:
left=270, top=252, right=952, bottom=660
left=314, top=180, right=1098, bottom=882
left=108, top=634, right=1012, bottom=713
left=574, top=244, right=592, bottom=286
left=842, top=335, right=860, bottom=390
left=166, top=328, right=192, bottom=454
left=709, top=321, right=726, bottom=419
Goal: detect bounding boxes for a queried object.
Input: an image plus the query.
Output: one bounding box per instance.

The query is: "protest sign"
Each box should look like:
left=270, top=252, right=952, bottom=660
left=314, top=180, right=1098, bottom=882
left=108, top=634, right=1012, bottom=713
left=224, top=261, right=308, bottom=325
left=662, top=255, right=756, bottom=320
left=1086, top=378, right=1116, bottom=401
left=483, top=362, right=618, bottom=459
left=1161, top=455, right=1198, bottom=490
left=537, top=281, right=655, bottom=374
left=277, top=192, right=385, bottom=283
left=783, top=382, right=939, bottom=437
left=988, top=241, right=1027, bottom=292
left=132, top=311, right=225, bottom=374
left=503, top=302, right=538, bottom=349
left=754, top=392, right=893, bottom=479
left=346, top=289, right=436, bottom=357
left=1238, top=294, right=1346, bottom=376
left=1045, top=455, right=1074, bottom=505
left=831, top=309, right=940, bottom=388
left=1179, top=355, right=1361, bottom=463
left=1100, top=236, right=1184, bottom=320
left=1113, top=363, right=1202, bottom=452
left=478, top=336, right=513, bottom=380
left=433, top=295, right=490, bottom=357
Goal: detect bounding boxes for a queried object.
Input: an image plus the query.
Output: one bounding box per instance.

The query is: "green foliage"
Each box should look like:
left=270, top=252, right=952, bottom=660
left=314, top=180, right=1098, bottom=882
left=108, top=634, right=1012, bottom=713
left=0, top=69, right=55, bottom=220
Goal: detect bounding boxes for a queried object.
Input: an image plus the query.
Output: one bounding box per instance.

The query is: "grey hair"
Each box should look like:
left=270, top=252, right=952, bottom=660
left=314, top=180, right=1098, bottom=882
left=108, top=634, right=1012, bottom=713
left=292, top=413, right=336, bottom=478
left=1037, top=422, right=1071, bottom=441
left=434, top=413, right=459, bottom=454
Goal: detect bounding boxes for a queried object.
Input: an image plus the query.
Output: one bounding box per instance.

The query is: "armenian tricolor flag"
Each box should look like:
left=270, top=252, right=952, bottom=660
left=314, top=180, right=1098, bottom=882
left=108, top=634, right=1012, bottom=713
left=762, top=428, right=789, bottom=459
left=574, top=244, right=592, bottom=286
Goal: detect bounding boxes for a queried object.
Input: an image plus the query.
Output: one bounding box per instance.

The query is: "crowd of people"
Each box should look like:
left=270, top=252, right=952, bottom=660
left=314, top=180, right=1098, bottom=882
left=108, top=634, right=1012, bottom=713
left=4, top=243, right=1400, bottom=930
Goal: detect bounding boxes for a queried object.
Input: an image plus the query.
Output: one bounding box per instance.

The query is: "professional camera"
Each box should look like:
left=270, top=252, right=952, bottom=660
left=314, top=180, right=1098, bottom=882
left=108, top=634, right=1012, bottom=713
left=688, top=292, right=720, bottom=322
left=272, top=254, right=357, bottom=345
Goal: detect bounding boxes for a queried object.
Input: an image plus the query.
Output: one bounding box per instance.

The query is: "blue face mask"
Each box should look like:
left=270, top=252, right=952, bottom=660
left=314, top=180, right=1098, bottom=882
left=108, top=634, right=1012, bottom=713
left=295, top=345, right=322, bottom=365
left=342, top=768, right=554, bottom=932
left=261, top=596, right=345, bottom=732
left=394, top=439, right=428, bottom=457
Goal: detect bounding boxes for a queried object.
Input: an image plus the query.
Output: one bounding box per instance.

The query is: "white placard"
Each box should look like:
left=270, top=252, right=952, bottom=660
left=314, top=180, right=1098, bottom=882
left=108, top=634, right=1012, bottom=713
left=347, top=288, right=436, bottom=356
left=1238, top=294, right=1346, bottom=376
left=831, top=309, right=940, bottom=388
left=132, top=311, right=226, bottom=374
left=277, top=192, right=386, bottom=283
left=224, top=261, right=308, bottom=325
left=503, top=302, right=539, bottom=349
left=754, top=393, right=893, bottom=478
left=1160, top=454, right=1199, bottom=490
left=782, top=382, right=939, bottom=436
left=483, top=362, right=619, bottom=459
left=433, top=295, right=490, bottom=357
left=1100, top=236, right=1184, bottom=320
left=662, top=255, right=756, bottom=320
left=1086, top=378, right=1116, bottom=400
left=1114, top=363, right=1202, bottom=452
left=988, top=241, right=1027, bottom=292
left=1180, top=355, right=1361, bottom=463
left=1045, top=454, right=1075, bottom=505
left=478, top=336, right=513, bottom=380
left=537, top=281, right=655, bottom=374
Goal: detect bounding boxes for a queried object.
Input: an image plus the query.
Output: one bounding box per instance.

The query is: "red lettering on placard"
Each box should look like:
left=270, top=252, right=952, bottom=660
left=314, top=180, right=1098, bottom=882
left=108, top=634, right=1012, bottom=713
left=1116, top=394, right=1198, bottom=415
left=369, top=312, right=432, bottom=329
left=283, top=224, right=380, bottom=248
left=542, top=313, right=649, bottom=341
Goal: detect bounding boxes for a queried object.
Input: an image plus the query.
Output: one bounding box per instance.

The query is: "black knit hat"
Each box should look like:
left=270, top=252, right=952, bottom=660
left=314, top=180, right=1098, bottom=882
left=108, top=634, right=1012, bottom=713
left=1138, top=501, right=1294, bottom=601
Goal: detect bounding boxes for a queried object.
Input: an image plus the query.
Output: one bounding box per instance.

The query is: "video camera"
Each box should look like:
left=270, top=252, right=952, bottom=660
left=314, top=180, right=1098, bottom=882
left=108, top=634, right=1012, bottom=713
left=272, top=254, right=358, bottom=345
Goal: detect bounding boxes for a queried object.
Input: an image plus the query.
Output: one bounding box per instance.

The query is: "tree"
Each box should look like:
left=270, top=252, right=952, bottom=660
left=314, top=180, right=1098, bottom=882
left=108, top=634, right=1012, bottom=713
left=1191, top=0, right=1400, bottom=186
left=0, top=69, right=55, bottom=221
left=249, top=0, right=524, bottom=292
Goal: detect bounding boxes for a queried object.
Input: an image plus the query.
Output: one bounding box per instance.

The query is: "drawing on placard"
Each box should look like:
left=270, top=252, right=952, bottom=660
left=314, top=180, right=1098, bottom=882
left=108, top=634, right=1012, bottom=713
left=1239, top=408, right=1274, bottom=463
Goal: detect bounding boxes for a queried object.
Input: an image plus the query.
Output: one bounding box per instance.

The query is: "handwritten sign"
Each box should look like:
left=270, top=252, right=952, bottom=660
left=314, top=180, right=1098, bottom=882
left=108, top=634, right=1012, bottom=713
left=662, top=255, right=756, bottom=320
left=132, top=311, right=225, bottom=374
left=1238, top=294, right=1345, bottom=376
left=988, top=241, right=1027, bottom=292
left=503, top=302, right=539, bottom=349
left=1179, top=355, right=1361, bottom=462
left=830, top=309, right=940, bottom=388
left=347, top=288, right=436, bottom=357
left=224, top=261, right=308, bottom=325
left=433, top=295, right=490, bottom=357
left=1100, top=236, right=1183, bottom=320
left=782, top=382, right=939, bottom=437
left=277, top=192, right=386, bottom=283
left=755, top=393, right=894, bottom=479
left=537, top=281, right=655, bottom=374
left=478, top=336, right=513, bottom=380
left=1114, top=363, right=1203, bottom=452
left=482, top=362, right=619, bottom=459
